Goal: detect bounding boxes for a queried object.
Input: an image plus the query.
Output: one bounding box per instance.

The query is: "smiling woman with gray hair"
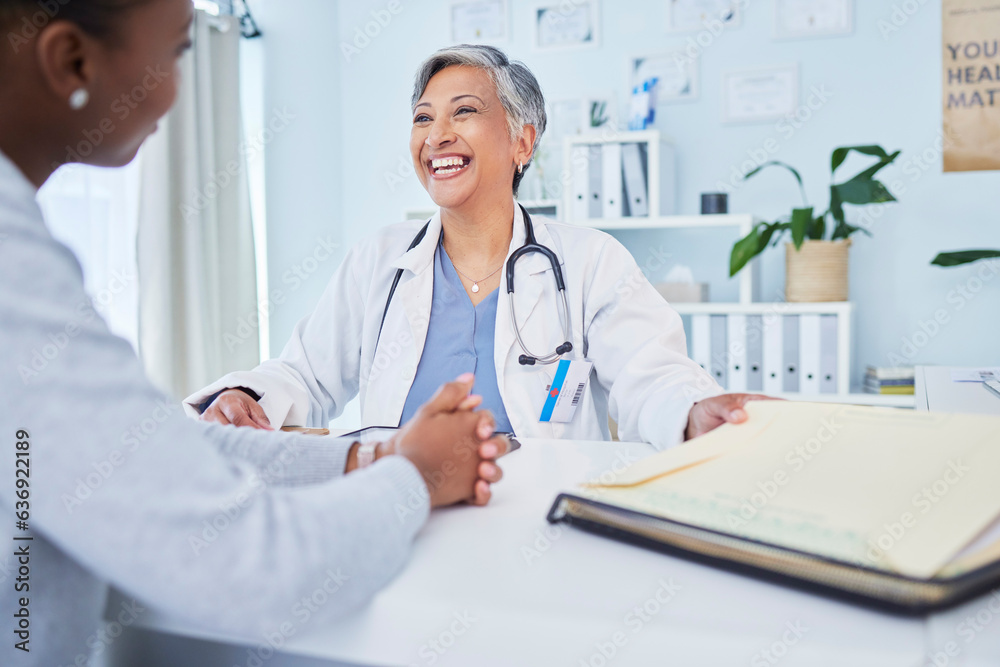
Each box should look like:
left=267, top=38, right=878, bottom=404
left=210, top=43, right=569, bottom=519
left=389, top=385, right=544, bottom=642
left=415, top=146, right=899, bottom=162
left=191, top=44, right=772, bottom=449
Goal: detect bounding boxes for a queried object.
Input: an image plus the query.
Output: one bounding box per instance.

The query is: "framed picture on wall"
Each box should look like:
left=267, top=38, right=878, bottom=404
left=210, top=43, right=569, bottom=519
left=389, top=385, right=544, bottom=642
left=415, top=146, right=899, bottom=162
left=450, top=0, right=509, bottom=43
left=721, top=64, right=799, bottom=123
left=532, top=0, right=601, bottom=51
left=629, top=51, right=700, bottom=103
left=665, top=0, right=742, bottom=33
left=773, top=0, right=853, bottom=39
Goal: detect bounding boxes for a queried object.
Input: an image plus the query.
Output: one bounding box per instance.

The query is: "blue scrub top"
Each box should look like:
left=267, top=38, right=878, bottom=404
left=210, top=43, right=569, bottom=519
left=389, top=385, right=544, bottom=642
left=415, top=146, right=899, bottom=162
left=399, top=239, right=514, bottom=434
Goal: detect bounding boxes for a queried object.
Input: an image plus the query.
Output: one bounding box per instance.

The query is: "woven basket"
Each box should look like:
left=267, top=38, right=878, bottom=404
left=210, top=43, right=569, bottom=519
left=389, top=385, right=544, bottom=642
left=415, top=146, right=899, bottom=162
left=785, top=240, right=851, bottom=302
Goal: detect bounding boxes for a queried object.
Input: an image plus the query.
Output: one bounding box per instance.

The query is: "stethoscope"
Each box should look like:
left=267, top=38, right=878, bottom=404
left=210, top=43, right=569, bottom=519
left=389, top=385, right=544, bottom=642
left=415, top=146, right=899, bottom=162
left=377, top=204, right=573, bottom=366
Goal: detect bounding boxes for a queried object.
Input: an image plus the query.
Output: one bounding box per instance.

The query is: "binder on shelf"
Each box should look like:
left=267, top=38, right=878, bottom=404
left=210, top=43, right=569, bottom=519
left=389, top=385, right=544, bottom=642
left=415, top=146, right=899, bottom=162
left=601, top=142, right=623, bottom=219
left=690, top=314, right=711, bottom=374
left=710, top=314, right=728, bottom=390
left=587, top=145, right=603, bottom=219
left=782, top=315, right=800, bottom=393
left=819, top=314, right=839, bottom=394
left=762, top=313, right=784, bottom=395
left=726, top=314, right=748, bottom=392
left=746, top=315, right=764, bottom=392
left=799, top=314, right=822, bottom=396
left=621, top=142, right=649, bottom=217
left=570, top=145, right=590, bottom=222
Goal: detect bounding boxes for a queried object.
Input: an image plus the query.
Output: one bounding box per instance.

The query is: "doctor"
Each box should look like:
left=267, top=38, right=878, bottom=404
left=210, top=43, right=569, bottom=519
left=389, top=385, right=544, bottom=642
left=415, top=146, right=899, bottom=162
left=190, top=45, right=767, bottom=449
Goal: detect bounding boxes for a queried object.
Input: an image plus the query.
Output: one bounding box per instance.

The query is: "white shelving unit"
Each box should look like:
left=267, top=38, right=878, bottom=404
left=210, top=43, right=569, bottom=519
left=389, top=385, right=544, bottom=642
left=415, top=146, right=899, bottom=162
left=559, top=129, right=914, bottom=409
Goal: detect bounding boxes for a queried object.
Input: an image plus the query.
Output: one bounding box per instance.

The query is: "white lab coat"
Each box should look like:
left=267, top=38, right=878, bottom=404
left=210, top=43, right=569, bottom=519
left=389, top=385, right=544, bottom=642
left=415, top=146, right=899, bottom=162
left=185, top=204, right=723, bottom=450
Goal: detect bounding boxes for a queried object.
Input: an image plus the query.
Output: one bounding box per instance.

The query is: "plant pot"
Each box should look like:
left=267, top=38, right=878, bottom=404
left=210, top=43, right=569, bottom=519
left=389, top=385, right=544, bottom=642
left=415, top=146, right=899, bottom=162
left=785, top=239, right=851, bottom=302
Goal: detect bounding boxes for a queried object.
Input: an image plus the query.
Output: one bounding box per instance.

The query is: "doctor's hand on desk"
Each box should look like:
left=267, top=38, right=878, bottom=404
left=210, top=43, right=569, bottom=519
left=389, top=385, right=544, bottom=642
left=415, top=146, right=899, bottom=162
left=685, top=394, right=778, bottom=441
left=201, top=388, right=274, bottom=430
left=350, top=374, right=509, bottom=508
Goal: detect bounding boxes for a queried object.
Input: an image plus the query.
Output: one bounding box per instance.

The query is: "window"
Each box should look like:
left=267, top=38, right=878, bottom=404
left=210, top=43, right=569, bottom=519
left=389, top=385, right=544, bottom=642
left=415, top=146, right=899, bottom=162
left=37, top=160, right=142, bottom=351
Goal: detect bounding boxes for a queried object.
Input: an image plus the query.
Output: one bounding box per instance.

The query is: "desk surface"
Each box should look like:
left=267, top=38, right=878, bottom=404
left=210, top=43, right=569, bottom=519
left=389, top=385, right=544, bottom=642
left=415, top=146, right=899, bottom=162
left=124, top=439, right=1000, bottom=667
left=916, top=365, right=1000, bottom=414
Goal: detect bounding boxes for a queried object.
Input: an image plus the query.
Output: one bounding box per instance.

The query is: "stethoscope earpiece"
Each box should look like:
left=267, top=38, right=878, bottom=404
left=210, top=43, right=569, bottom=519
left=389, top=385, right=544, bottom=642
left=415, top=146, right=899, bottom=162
left=518, top=355, right=536, bottom=366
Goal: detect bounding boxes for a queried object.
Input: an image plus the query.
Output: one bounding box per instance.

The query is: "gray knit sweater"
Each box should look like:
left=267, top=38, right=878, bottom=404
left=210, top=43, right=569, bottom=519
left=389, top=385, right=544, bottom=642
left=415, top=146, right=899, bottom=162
left=0, top=151, right=430, bottom=666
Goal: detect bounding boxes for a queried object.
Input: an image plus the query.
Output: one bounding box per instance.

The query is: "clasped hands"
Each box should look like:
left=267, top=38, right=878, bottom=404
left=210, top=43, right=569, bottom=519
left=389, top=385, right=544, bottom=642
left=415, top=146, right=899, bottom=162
left=202, top=372, right=508, bottom=509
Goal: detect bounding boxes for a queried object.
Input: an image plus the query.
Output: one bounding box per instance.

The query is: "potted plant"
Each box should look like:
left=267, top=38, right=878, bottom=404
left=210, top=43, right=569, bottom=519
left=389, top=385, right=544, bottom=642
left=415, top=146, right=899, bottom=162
left=729, top=145, right=901, bottom=302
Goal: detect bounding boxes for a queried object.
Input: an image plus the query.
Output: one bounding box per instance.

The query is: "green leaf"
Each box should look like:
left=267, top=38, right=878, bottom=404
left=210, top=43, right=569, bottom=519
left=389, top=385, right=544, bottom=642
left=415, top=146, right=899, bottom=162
left=931, top=250, right=1000, bottom=267
left=743, top=161, right=809, bottom=206
left=730, top=226, right=760, bottom=277
left=790, top=207, right=813, bottom=249
left=831, top=223, right=872, bottom=240
left=809, top=215, right=826, bottom=240
left=831, top=145, right=893, bottom=175
left=832, top=178, right=897, bottom=205
left=758, top=222, right=785, bottom=249
left=828, top=187, right=845, bottom=226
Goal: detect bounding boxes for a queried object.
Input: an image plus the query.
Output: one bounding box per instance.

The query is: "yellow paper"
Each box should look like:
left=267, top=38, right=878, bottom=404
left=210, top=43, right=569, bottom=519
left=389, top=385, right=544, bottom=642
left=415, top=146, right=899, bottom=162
left=582, top=402, right=1000, bottom=579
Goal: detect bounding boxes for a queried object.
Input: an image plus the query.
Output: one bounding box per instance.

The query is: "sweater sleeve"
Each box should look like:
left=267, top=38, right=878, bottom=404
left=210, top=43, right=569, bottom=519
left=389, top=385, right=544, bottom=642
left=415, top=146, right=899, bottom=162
left=0, top=207, right=431, bottom=640
left=202, top=421, right=357, bottom=488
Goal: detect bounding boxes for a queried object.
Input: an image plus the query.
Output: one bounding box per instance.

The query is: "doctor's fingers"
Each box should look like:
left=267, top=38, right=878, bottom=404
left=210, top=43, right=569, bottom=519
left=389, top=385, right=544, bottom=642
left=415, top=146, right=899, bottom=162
left=200, top=406, right=233, bottom=427
left=221, top=400, right=271, bottom=430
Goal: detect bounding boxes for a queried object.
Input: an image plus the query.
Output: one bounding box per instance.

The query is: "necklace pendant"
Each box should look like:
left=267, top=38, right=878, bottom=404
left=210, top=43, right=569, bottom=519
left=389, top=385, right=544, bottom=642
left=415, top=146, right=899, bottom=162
left=471, top=282, right=480, bottom=293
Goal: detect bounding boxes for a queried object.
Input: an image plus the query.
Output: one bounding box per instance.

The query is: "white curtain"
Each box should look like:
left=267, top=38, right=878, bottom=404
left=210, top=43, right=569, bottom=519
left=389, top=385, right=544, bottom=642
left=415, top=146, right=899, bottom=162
left=138, top=11, right=259, bottom=400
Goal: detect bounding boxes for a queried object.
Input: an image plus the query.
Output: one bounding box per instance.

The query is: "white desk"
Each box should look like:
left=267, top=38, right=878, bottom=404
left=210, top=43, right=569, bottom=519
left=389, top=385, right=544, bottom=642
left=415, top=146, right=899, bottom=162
left=915, top=365, right=1000, bottom=414
left=110, top=439, right=1000, bottom=667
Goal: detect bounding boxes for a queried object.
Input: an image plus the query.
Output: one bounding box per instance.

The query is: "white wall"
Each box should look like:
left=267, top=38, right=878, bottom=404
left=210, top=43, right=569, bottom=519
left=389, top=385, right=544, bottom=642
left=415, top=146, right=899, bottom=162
left=261, top=0, right=1000, bottom=397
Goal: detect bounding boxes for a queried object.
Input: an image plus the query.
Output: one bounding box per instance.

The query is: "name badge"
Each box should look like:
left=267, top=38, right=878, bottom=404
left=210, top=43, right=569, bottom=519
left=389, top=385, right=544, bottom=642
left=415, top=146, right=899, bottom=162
left=539, top=358, right=593, bottom=423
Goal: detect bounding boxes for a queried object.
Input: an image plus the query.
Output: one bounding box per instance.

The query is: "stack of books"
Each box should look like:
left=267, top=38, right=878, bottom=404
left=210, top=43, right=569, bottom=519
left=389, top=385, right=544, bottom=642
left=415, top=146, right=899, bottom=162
left=864, top=366, right=915, bottom=395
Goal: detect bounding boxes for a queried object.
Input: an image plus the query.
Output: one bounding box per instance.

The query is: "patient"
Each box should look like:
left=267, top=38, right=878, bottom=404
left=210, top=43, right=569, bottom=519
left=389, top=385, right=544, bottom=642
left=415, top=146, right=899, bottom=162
left=0, top=2, right=505, bottom=664
left=190, top=44, right=770, bottom=449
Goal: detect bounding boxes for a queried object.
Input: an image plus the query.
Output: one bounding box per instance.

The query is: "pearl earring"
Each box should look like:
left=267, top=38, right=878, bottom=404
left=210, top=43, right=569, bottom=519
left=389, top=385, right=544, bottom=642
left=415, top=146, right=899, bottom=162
left=518, top=162, right=523, bottom=174
left=69, top=88, right=90, bottom=111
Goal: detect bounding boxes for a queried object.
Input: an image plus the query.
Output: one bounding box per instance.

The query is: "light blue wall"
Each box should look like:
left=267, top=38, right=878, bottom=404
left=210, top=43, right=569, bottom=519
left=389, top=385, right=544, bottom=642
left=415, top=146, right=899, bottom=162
left=255, top=0, right=344, bottom=357
left=264, top=0, right=1000, bottom=391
